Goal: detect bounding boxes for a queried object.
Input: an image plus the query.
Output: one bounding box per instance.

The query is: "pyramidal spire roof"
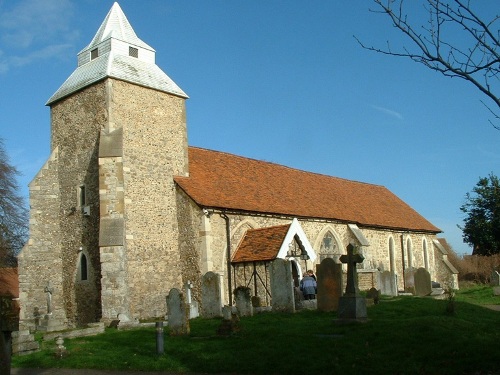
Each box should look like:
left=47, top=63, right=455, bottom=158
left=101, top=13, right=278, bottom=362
left=47, top=2, right=187, bottom=105
left=82, top=2, right=153, bottom=53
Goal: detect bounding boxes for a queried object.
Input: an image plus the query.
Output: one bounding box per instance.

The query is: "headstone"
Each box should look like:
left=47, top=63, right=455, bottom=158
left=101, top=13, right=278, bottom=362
left=366, top=287, right=380, bottom=304
left=404, top=268, right=416, bottom=294
left=201, top=272, right=222, bottom=318
left=234, top=287, right=253, bottom=317
left=414, top=267, right=432, bottom=296
left=337, top=244, right=367, bottom=321
left=37, top=282, right=66, bottom=332
left=294, top=287, right=304, bottom=310
left=490, top=270, right=500, bottom=286
left=184, top=280, right=199, bottom=319
left=217, top=305, right=240, bottom=336
left=379, top=270, right=398, bottom=296
left=493, top=286, right=500, bottom=296
left=316, top=258, right=343, bottom=312
left=270, top=259, right=295, bottom=313
left=251, top=296, right=261, bottom=307
left=166, top=288, right=190, bottom=336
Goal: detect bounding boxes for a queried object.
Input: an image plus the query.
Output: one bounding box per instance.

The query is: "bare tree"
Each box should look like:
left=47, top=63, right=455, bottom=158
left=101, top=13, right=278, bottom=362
left=0, top=139, right=28, bottom=267
left=356, top=0, right=499, bottom=129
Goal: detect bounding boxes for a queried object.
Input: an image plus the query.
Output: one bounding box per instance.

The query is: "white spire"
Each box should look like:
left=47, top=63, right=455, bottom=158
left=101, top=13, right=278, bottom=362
left=81, top=2, right=154, bottom=57
left=47, top=2, right=187, bottom=105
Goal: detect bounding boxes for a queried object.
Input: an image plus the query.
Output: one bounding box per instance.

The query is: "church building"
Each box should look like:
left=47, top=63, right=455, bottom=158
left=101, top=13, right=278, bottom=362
left=18, top=3, right=458, bottom=328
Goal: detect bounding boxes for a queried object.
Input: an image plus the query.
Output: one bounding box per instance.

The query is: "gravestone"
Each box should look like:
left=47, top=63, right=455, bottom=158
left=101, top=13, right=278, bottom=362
left=184, top=280, right=199, bottom=319
left=270, top=259, right=295, bottom=313
left=316, top=258, right=343, bottom=312
left=366, top=287, right=380, bottom=304
left=37, top=281, right=65, bottom=332
left=379, top=270, right=398, bottom=296
left=404, top=268, right=416, bottom=294
left=201, top=272, right=222, bottom=318
left=490, top=270, right=500, bottom=286
left=414, top=267, right=432, bottom=296
left=337, top=244, right=367, bottom=321
left=1, top=297, right=19, bottom=375
left=234, top=287, right=253, bottom=317
left=217, top=305, right=240, bottom=336
left=166, top=288, right=190, bottom=336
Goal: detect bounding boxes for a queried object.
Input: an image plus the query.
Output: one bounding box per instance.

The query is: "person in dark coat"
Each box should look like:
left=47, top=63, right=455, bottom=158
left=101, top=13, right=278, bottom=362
left=300, top=271, right=317, bottom=300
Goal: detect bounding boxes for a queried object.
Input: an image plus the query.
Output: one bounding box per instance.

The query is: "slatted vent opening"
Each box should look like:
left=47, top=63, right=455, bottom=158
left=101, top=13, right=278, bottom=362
left=129, top=46, right=138, bottom=58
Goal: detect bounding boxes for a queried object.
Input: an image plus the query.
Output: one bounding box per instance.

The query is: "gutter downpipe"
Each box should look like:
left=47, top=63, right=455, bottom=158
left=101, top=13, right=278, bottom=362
left=220, top=212, right=233, bottom=305
left=401, top=234, right=406, bottom=292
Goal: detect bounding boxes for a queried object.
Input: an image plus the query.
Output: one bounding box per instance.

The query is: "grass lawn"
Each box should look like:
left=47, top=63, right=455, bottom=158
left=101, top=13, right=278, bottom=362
left=12, top=285, right=500, bottom=375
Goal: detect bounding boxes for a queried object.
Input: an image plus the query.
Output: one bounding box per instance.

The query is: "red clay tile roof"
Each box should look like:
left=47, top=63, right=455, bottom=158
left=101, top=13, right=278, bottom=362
left=0, top=267, right=19, bottom=297
left=175, top=147, right=441, bottom=233
left=232, top=224, right=290, bottom=263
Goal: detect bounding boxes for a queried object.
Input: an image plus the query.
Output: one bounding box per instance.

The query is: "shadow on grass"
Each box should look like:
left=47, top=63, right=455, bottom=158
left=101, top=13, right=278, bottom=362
left=13, top=296, right=500, bottom=375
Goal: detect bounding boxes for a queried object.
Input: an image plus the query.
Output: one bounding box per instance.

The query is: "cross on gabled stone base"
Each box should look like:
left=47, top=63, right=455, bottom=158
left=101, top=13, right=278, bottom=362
left=337, top=243, right=367, bottom=321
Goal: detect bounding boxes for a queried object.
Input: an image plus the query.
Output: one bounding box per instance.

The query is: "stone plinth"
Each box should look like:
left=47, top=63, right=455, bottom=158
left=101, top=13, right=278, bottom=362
left=338, top=296, right=367, bottom=321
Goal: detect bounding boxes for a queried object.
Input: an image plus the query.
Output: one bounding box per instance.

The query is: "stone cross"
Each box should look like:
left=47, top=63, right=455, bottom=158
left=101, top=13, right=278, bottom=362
left=340, top=243, right=364, bottom=296
left=44, top=281, right=54, bottom=315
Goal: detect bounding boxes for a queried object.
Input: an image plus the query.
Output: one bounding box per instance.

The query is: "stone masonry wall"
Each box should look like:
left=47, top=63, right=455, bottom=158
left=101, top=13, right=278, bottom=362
left=179, top=207, right=450, bottom=304
left=111, top=79, right=188, bottom=320
left=18, top=149, right=65, bottom=324
left=49, top=83, right=105, bottom=326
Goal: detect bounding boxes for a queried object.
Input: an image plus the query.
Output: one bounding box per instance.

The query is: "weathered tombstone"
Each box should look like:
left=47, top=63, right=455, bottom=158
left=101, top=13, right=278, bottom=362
left=217, top=305, right=240, bottom=336
left=337, top=244, right=367, bottom=321
left=404, top=268, right=416, bottom=294
left=166, top=288, right=190, bottom=336
left=316, top=258, right=343, bottom=312
left=234, top=286, right=253, bottom=317
left=201, top=272, right=222, bottom=318
left=414, top=267, right=432, bottom=296
left=0, top=297, right=19, bottom=375
left=37, top=281, right=65, bottom=332
left=270, top=258, right=295, bottom=313
left=366, top=287, right=380, bottom=304
left=251, top=296, right=261, bottom=307
left=184, top=280, right=199, bottom=319
left=379, top=270, right=398, bottom=296
left=490, top=270, right=500, bottom=286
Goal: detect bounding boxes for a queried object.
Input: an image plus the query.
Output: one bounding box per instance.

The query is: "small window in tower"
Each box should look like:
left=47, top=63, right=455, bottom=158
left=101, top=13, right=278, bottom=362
left=80, top=253, right=88, bottom=281
left=91, top=48, right=99, bottom=60
left=129, top=46, right=138, bottom=58
left=78, top=185, right=86, bottom=207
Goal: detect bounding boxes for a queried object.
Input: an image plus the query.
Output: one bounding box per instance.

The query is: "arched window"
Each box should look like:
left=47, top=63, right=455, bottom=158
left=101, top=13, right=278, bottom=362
left=319, top=231, right=339, bottom=262
left=423, top=238, right=429, bottom=270
left=406, top=237, right=413, bottom=269
left=79, top=253, right=88, bottom=281
left=389, top=236, right=396, bottom=273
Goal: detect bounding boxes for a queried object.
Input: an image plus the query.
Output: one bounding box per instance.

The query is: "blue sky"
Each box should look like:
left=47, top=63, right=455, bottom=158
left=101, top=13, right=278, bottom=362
left=1, top=0, right=498, bottom=256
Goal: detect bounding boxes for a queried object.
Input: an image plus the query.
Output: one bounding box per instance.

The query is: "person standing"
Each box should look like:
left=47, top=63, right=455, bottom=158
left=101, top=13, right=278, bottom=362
left=300, top=271, right=317, bottom=300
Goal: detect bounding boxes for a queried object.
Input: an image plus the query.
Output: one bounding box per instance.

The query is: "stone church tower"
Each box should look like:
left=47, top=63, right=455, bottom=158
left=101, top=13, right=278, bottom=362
left=18, top=3, right=189, bottom=326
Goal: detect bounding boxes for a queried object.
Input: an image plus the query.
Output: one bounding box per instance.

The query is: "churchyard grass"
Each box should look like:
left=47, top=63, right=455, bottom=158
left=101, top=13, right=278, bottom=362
left=12, top=285, right=500, bottom=375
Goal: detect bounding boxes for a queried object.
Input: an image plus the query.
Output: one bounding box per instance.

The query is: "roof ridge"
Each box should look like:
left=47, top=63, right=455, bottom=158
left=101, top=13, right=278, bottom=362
left=188, top=146, right=387, bottom=189
left=246, top=223, right=291, bottom=232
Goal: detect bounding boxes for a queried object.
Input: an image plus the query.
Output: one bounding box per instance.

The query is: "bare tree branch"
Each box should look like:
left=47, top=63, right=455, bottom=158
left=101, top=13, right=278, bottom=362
left=356, top=0, right=500, bottom=129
